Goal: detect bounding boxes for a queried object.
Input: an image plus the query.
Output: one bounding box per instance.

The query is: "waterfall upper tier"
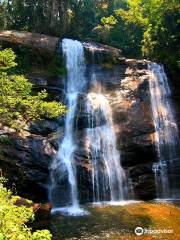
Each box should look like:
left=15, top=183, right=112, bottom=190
left=49, top=39, right=87, bottom=215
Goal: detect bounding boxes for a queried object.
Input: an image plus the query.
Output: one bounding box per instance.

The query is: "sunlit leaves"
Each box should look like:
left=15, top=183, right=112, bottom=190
left=101, top=15, right=117, bottom=26
left=113, top=0, right=179, bottom=65
left=0, top=49, right=17, bottom=71
left=0, top=178, right=52, bottom=240
left=0, top=49, right=67, bottom=130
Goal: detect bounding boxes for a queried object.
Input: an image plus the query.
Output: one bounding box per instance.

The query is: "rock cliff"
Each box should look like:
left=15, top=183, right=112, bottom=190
left=0, top=31, right=164, bottom=201
left=0, top=54, right=158, bottom=201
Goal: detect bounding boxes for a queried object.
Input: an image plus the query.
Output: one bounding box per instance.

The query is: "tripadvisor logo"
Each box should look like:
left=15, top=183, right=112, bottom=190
left=135, top=227, right=174, bottom=236
left=135, top=227, right=144, bottom=236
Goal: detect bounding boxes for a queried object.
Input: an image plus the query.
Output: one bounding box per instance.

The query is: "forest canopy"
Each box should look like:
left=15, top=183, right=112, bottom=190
left=0, top=0, right=179, bottom=72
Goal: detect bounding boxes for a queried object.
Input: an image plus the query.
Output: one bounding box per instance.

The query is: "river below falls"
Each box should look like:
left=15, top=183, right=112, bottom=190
left=50, top=201, right=180, bottom=240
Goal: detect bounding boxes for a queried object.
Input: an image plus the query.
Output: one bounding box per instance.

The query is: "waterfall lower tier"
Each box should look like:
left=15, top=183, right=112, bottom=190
left=86, top=92, right=130, bottom=202
left=148, top=63, right=179, bottom=199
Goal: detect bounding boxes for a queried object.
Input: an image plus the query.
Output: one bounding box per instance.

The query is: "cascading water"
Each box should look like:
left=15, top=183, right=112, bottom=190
left=85, top=65, right=131, bottom=203
left=49, top=39, right=88, bottom=215
left=50, top=40, right=135, bottom=215
left=86, top=92, right=128, bottom=203
left=148, top=63, right=179, bottom=199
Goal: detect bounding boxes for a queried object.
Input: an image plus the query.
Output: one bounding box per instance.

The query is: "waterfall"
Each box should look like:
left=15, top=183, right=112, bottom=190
left=86, top=93, right=128, bottom=202
left=49, top=39, right=88, bottom=216
left=49, top=39, right=134, bottom=215
left=148, top=63, right=179, bottom=199
left=85, top=71, right=129, bottom=203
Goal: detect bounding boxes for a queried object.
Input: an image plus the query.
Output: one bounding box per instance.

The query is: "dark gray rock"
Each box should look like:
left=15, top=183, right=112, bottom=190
left=0, top=129, right=60, bottom=202
left=29, top=119, right=61, bottom=135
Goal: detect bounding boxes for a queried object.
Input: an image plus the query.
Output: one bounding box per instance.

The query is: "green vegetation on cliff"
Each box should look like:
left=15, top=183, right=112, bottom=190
left=0, top=48, right=66, bottom=130
left=0, top=0, right=179, bottom=75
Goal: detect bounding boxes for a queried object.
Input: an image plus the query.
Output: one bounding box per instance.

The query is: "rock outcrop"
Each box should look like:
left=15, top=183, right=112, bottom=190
left=0, top=126, right=60, bottom=202
left=0, top=30, right=60, bottom=52
left=73, top=60, right=157, bottom=201
left=0, top=30, right=123, bottom=61
left=0, top=35, right=161, bottom=201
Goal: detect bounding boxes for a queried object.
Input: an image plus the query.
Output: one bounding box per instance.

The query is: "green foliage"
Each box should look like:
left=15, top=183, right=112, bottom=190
left=0, top=49, right=67, bottom=130
left=47, top=55, right=66, bottom=78
left=0, top=135, right=13, bottom=146
left=0, top=49, right=17, bottom=71
left=93, top=1, right=143, bottom=56
left=114, top=0, right=180, bottom=66
left=32, top=230, right=52, bottom=240
left=94, top=0, right=179, bottom=72
left=0, top=0, right=179, bottom=77
left=0, top=44, right=53, bottom=76
left=1, top=44, right=67, bottom=77
left=93, top=15, right=118, bottom=41
left=101, top=15, right=117, bottom=26
left=0, top=177, right=52, bottom=240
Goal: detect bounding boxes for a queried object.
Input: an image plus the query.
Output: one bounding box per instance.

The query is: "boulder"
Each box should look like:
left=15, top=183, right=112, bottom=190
left=0, top=30, right=59, bottom=52
left=83, top=41, right=123, bottom=63
left=29, top=120, right=62, bottom=135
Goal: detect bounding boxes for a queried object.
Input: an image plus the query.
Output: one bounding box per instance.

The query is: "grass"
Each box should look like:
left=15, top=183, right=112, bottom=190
left=51, top=202, right=180, bottom=240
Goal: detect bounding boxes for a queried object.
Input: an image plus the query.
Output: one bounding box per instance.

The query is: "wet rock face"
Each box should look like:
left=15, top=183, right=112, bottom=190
left=83, top=41, right=123, bottom=64
left=0, top=128, right=60, bottom=202
left=73, top=61, right=157, bottom=201
left=105, top=64, right=157, bottom=199
left=0, top=56, right=157, bottom=202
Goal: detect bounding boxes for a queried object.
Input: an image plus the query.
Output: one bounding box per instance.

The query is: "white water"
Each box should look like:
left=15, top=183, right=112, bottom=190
left=148, top=63, right=179, bottom=199
left=50, top=40, right=134, bottom=215
left=91, top=200, right=141, bottom=207
left=85, top=72, right=129, bottom=202
left=50, top=39, right=88, bottom=216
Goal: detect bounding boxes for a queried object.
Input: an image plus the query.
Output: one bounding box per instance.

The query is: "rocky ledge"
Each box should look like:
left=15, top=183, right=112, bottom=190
left=0, top=57, right=158, bottom=201
left=0, top=30, right=123, bottom=61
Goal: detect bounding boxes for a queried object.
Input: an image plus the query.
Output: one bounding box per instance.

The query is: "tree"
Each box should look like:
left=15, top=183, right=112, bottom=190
left=0, top=0, right=179, bottom=74
left=0, top=49, right=66, bottom=130
left=0, top=176, right=52, bottom=240
left=94, top=0, right=179, bottom=69
left=93, top=0, right=142, bottom=56
left=93, top=15, right=117, bottom=42
left=115, top=0, right=180, bottom=66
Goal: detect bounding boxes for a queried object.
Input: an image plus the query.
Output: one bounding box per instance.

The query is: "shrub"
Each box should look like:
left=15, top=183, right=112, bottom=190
left=0, top=177, right=52, bottom=240
left=0, top=49, right=67, bottom=130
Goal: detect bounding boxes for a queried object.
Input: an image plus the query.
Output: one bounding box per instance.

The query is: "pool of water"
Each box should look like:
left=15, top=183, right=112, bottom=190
left=50, top=201, right=180, bottom=240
